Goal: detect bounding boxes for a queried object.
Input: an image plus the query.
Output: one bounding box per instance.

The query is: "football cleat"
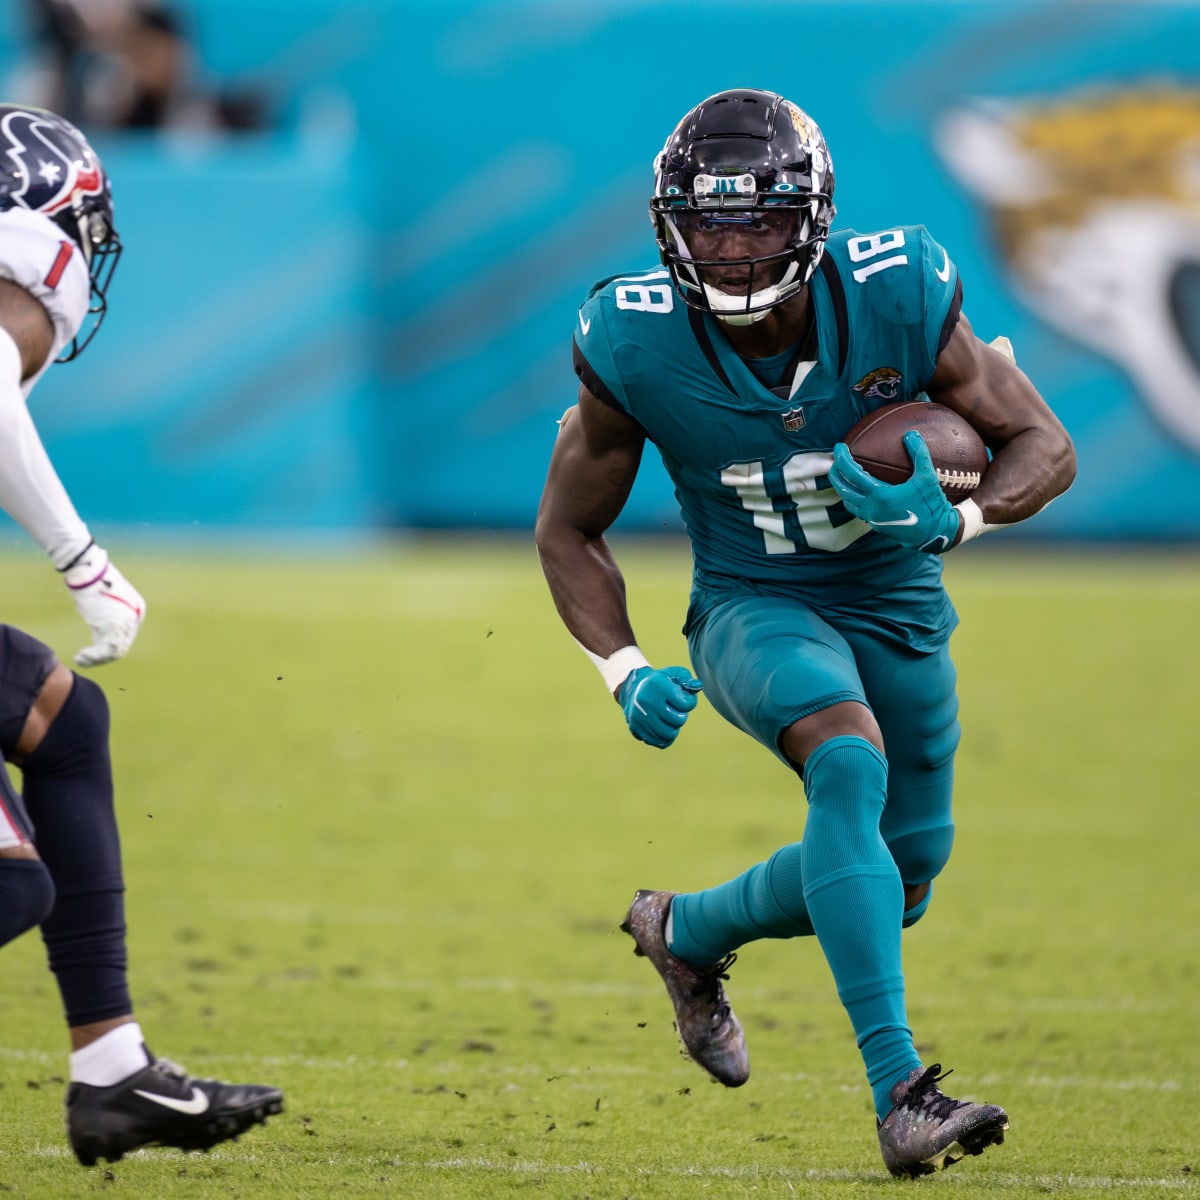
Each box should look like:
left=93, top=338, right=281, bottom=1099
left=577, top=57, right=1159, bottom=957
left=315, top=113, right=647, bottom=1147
left=877, top=1063, right=1009, bottom=1177
left=65, top=1052, right=284, bottom=1166
left=620, top=888, right=749, bottom=1087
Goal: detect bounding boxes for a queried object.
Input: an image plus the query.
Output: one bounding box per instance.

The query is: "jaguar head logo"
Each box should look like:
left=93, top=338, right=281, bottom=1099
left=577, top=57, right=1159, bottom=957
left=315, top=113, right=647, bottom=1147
left=936, top=84, right=1200, bottom=454
left=853, top=366, right=903, bottom=402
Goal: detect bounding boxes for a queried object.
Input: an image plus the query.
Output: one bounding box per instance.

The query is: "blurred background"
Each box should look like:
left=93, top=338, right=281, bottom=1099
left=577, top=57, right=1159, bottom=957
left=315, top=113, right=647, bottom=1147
left=0, top=0, right=1197, bottom=546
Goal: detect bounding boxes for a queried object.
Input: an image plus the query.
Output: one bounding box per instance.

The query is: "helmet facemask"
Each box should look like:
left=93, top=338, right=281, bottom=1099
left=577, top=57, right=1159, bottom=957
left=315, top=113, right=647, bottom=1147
left=654, top=192, right=828, bottom=325
left=57, top=200, right=123, bottom=361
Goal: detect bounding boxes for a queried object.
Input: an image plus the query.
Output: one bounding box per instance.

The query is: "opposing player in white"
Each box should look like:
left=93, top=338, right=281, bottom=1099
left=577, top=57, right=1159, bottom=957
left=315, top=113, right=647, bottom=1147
left=0, top=104, right=282, bottom=1166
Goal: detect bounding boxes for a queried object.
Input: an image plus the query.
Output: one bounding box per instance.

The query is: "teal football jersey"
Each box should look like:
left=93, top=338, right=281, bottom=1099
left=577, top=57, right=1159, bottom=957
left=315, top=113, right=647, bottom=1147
left=573, top=225, right=962, bottom=618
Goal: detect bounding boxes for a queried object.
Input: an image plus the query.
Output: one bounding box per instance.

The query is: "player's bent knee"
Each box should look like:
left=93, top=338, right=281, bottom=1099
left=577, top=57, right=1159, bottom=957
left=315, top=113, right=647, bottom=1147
left=64, top=672, right=111, bottom=744
left=23, top=672, right=111, bottom=777
left=781, top=700, right=884, bottom=770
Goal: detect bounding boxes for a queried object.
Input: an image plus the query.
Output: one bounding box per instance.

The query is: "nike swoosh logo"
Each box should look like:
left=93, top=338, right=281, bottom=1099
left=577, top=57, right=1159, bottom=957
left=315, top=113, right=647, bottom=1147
left=874, top=512, right=920, bottom=527
left=935, top=250, right=951, bottom=283
left=133, top=1087, right=210, bottom=1115
left=579, top=312, right=591, bottom=336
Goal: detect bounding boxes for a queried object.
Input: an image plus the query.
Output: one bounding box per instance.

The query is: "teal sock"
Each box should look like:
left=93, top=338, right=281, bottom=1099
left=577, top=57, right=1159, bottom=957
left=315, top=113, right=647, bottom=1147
left=667, top=842, right=813, bottom=965
left=801, top=736, right=921, bottom=1120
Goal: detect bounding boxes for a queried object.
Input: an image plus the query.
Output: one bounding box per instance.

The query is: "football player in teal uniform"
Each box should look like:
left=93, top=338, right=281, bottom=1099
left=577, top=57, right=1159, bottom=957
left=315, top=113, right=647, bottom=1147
left=536, top=89, right=1076, bottom=1176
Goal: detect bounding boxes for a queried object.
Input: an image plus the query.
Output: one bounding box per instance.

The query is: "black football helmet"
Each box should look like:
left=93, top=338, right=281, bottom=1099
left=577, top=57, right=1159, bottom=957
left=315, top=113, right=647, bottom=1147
left=0, top=105, right=122, bottom=359
left=650, top=89, right=835, bottom=324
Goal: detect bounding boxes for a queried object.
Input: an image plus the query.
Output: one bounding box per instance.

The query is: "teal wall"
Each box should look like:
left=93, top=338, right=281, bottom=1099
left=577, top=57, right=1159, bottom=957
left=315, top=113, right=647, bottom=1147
left=1, top=1, right=1198, bottom=539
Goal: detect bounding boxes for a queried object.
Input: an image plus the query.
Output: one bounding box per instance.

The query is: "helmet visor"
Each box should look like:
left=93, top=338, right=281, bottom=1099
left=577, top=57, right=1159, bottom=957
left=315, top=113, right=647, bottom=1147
left=664, top=207, right=799, bottom=291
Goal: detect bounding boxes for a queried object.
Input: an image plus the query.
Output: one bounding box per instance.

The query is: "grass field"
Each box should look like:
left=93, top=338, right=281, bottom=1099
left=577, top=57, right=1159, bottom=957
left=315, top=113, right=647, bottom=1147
left=0, top=539, right=1195, bottom=1199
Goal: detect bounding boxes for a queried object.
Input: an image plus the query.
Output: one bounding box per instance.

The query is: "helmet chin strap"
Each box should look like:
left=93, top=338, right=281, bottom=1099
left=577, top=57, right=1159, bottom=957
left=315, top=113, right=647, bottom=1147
left=712, top=304, right=771, bottom=327
left=704, top=258, right=802, bottom=324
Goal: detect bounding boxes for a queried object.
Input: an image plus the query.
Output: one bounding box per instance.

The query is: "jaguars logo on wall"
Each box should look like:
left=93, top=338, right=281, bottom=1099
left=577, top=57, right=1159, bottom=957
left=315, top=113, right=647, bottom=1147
left=936, top=84, right=1200, bottom=455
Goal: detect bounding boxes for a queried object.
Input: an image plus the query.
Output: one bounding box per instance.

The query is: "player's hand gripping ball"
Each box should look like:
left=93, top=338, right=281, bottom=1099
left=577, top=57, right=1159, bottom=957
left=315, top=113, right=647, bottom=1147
left=839, top=401, right=988, bottom=504
left=830, top=404, right=990, bottom=554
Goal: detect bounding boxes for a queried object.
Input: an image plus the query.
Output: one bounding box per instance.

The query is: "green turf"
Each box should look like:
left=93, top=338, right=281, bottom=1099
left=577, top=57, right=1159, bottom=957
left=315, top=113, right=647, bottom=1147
left=0, top=539, right=1195, bottom=1198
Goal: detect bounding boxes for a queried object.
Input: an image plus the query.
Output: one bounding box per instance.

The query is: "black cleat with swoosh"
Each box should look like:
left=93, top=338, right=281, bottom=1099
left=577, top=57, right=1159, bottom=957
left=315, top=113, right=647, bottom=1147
left=65, top=1052, right=284, bottom=1166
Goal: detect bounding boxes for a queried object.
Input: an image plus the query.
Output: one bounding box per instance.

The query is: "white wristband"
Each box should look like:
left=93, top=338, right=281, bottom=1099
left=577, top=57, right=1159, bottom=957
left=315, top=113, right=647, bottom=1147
left=575, top=641, right=651, bottom=694
left=954, top=497, right=1010, bottom=545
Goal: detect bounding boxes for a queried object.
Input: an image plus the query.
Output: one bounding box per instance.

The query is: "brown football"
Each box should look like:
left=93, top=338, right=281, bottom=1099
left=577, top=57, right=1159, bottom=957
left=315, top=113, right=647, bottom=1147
left=842, top=401, right=988, bottom=505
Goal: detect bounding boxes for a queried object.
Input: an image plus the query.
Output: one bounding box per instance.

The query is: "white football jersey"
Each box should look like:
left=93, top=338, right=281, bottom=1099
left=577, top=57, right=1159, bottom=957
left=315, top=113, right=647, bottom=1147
left=0, top=207, right=90, bottom=394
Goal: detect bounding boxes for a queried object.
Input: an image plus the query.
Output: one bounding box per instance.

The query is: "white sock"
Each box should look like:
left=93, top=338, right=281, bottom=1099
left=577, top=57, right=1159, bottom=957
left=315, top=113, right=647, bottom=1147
left=69, top=1022, right=150, bottom=1086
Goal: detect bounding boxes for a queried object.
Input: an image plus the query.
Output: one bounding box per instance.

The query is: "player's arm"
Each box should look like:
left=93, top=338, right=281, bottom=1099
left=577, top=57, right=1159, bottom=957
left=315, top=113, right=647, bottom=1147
left=535, top=385, right=645, bottom=658
left=0, top=279, right=92, bottom=562
left=927, top=312, right=1077, bottom=531
left=0, top=279, right=145, bottom=666
left=535, top=384, right=701, bottom=748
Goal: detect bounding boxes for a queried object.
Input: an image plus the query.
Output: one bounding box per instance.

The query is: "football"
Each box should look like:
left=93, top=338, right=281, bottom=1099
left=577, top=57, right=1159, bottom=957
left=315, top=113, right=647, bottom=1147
left=842, top=401, right=988, bottom=505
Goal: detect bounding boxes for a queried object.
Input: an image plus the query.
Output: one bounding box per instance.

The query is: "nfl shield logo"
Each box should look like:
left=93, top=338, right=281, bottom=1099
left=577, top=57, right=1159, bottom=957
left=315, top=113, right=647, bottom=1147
left=781, top=407, right=806, bottom=432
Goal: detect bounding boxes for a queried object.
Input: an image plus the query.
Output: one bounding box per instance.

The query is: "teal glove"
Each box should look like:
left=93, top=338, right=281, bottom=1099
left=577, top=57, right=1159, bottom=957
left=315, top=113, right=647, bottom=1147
left=828, top=431, right=963, bottom=554
left=617, top=666, right=703, bottom=749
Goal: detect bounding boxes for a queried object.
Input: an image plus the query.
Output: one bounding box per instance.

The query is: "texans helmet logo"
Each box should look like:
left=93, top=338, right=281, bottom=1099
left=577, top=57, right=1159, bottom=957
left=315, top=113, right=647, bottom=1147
left=0, top=109, right=104, bottom=218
